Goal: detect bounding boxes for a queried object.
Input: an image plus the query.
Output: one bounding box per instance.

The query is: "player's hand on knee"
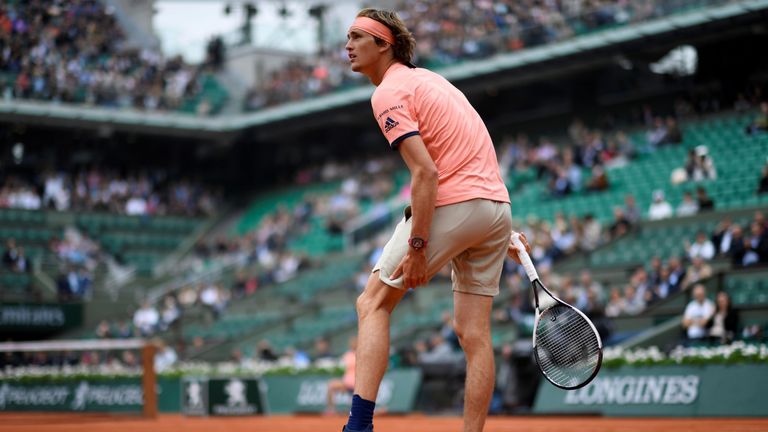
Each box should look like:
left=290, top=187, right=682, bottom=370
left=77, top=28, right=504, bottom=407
left=507, top=231, right=531, bottom=265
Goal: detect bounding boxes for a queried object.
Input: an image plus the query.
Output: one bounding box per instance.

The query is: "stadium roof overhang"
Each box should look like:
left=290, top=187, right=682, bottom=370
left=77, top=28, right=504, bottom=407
left=1, top=0, right=767, bottom=141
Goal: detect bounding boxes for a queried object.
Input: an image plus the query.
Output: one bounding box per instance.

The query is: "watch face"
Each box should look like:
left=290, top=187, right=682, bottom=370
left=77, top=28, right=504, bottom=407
left=410, top=237, right=425, bottom=249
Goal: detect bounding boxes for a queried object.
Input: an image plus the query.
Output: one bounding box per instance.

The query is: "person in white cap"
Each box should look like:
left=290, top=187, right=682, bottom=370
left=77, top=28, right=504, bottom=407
left=692, top=145, right=717, bottom=181
left=648, top=190, right=673, bottom=220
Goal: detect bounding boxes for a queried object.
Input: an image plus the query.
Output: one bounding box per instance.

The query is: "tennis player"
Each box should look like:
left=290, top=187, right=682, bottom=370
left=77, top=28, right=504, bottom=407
left=343, top=8, right=530, bottom=432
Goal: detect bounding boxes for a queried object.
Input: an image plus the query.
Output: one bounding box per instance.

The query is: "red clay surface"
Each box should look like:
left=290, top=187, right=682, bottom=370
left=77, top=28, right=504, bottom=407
left=1, top=413, right=767, bottom=432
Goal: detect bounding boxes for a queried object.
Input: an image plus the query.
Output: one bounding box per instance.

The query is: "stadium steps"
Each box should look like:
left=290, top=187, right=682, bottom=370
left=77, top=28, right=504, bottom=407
left=179, top=251, right=364, bottom=361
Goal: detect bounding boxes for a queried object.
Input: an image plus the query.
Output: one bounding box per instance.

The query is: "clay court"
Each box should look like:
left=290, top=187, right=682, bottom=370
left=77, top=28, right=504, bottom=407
left=1, top=413, right=767, bottom=432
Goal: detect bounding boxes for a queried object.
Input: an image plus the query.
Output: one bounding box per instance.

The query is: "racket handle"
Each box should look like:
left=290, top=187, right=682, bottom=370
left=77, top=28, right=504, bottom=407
left=511, top=232, right=539, bottom=282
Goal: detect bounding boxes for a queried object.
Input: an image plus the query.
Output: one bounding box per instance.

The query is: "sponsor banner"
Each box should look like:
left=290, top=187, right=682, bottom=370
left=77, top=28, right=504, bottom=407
left=534, top=364, right=768, bottom=416
left=0, top=377, right=181, bottom=413
left=181, top=377, right=208, bottom=416
left=208, top=378, right=263, bottom=416
left=262, top=368, right=421, bottom=414
left=0, top=379, right=142, bottom=412
left=0, top=303, right=82, bottom=332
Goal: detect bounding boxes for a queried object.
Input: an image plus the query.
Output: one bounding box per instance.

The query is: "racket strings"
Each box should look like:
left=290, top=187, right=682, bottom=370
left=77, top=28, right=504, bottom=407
left=535, top=305, right=600, bottom=388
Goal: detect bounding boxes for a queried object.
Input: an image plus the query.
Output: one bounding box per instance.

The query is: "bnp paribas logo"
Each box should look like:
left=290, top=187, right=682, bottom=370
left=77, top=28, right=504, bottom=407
left=384, top=117, right=399, bottom=133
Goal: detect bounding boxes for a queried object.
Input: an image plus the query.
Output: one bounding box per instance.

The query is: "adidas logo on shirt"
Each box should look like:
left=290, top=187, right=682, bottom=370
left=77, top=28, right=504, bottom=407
left=384, top=116, right=399, bottom=133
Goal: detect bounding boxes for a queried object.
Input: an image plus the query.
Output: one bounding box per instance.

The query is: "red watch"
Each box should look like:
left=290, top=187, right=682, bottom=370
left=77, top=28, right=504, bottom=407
left=408, top=236, right=428, bottom=250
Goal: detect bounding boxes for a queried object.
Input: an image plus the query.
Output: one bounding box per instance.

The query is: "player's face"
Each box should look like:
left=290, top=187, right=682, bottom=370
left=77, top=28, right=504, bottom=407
left=345, top=29, right=380, bottom=73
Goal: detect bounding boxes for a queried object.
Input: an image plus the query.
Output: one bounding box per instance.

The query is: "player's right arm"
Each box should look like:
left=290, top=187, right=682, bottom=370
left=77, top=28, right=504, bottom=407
left=391, top=134, right=437, bottom=289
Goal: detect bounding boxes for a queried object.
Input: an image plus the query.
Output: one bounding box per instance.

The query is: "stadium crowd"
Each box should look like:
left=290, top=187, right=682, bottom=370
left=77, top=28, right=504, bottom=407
left=0, top=169, right=219, bottom=217
left=0, top=0, right=212, bottom=113
left=244, top=0, right=730, bottom=111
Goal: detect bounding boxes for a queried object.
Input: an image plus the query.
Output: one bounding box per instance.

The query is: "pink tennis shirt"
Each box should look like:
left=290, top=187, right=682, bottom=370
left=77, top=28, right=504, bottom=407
left=371, top=63, right=510, bottom=207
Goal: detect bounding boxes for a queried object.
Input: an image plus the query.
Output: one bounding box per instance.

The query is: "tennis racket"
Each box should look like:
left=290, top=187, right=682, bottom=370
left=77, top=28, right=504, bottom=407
left=510, top=232, right=603, bottom=390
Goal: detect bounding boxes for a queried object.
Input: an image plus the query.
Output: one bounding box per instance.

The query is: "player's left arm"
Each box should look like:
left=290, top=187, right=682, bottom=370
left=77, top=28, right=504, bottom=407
left=391, top=134, right=437, bottom=288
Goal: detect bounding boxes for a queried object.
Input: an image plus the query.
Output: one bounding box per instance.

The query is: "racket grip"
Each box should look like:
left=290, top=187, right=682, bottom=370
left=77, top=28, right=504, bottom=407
left=511, top=232, right=539, bottom=282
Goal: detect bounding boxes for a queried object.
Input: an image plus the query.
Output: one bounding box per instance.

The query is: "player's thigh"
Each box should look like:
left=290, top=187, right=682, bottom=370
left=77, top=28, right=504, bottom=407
left=450, top=200, right=512, bottom=296
left=373, top=206, right=457, bottom=289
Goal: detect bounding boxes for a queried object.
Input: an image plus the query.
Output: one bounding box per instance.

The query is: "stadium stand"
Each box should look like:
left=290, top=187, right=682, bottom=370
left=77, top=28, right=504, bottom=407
left=243, top=0, right=737, bottom=111
left=0, top=0, right=228, bottom=115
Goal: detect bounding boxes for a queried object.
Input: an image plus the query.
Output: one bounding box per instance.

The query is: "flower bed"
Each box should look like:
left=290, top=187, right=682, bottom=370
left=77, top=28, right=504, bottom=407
left=602, top=341, right=768, bottom=368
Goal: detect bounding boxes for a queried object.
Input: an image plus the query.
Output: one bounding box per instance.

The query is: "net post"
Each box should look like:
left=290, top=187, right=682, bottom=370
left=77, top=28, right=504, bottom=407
left=141, top=341, right=158, bottom=418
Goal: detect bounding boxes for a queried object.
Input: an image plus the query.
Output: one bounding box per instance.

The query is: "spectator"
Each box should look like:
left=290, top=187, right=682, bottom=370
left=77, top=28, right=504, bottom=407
left=667, top=257, right=687, bottom=292
left=325, top=337, right=357, bottom=415
left=200, top=283, right=227, bottom=321
left=711, top=218, right=734, bottom=255
left=159, top=295, right=181, bottom=331
left=416, top=333, right=459, bottom=364
left=577, top=270, right=603, bottom=302
left=313, top=338, right=336, bottom=363
left=648, top=190, right=673, bottom=220
left=623, top=194, right=641, bottom=226
left=585, top=164, right=609, bottom=192
left=622, top=285, right=645, bottom=316
left=691, top=145, right=717, bottom=181
left=153, top=339, right=178, bottom=372
left=706, top=291, right=739, bottom=345
left=661, top=116, right=683, bottom=145
left=676, top=191, right=699, bottom=217
left=133, top=301, right=160, bottom=337
left=685, top=231, right=716, bottom=261
left=13, top=247, right=28, bottom=273
left=654, top=266, right=675, bottom=299
left=648, top=256, right=664, bottom=286
left=281, top=347, right=311, bottom=368
left=256, top=340, right=279, bottom=362
left=741, top=221, right=768, bottom=266
left=2, top=238, right=19, bottom=270
left=580, top=214, right=602, bottom=251
left=682, top=284, right=715, bottom=343
left=605, top=287, right=626, bottom=318
left=681, top=256, right=713, bottom=290
left=646, top=117, right=668, bottom=148
left=696, top=186, right=715, bottom=211
left=608, top=207, right=631, bottom=239
left=95, top=320, right=112, bottom=339
left=674, top=149, right=699, bottom=185
left=727, top=224, right=747, bottom=267
left=745, top=101, right=768, bottom=135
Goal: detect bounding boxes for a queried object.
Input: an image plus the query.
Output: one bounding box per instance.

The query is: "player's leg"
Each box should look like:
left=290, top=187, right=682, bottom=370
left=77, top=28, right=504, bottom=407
left=353, top=273, right=408, bottom=401
left=347, top=205, right=458, bottom=431
left=450, top=199, right=512, bottom=432
left=453, top=291, right=495, bottom=432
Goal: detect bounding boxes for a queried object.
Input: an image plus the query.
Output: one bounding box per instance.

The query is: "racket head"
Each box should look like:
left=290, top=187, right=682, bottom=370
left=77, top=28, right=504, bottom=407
left=532, top=280, right=603, bottom=390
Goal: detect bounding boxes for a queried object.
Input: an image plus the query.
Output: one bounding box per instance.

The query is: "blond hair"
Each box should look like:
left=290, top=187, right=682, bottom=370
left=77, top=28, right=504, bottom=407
left=356, top=8, right=416, bottom=67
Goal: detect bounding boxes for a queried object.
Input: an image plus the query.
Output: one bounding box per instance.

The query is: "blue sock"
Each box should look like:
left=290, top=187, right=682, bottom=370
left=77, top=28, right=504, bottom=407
left=346, top=394, right=375, bottom=431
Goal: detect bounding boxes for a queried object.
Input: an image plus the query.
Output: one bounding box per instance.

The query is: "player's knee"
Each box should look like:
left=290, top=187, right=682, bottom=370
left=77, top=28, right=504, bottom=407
left=454, top=322, right=490, bottom=351
left=356, top=292, right=374, bottom=320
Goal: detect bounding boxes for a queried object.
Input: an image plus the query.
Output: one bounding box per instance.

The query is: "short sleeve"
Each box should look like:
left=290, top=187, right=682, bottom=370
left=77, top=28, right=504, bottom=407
left=371, top=86, right=420, bottom=149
